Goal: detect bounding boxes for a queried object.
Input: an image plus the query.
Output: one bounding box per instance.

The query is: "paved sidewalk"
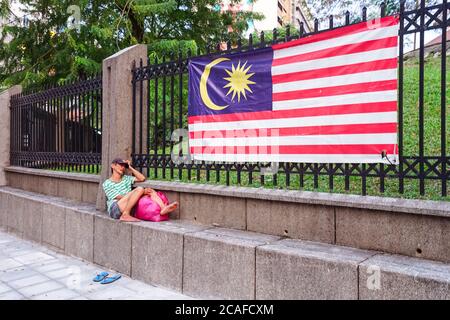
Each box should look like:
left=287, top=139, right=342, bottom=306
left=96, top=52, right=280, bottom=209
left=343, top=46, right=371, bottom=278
left=0, top=230, right=192, bottom=300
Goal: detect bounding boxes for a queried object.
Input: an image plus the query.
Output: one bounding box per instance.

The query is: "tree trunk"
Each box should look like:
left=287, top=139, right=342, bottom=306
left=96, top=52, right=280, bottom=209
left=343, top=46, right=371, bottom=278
left=127, top=9, right=144, bottom=43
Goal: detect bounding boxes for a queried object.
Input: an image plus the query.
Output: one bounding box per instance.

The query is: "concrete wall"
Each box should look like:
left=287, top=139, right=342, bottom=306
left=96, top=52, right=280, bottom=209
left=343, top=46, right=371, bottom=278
left=4, top=166, right=450, bottom=265
left=1, top=186, right=449, bottom=300
left=4, top=167, right=99, bottom=204
left=136, top=180, right=450, bottom=264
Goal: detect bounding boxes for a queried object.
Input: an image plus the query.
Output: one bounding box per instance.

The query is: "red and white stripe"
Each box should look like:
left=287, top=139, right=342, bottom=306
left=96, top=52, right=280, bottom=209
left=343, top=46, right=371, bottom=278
left=189, top=16, right=399, bottom=163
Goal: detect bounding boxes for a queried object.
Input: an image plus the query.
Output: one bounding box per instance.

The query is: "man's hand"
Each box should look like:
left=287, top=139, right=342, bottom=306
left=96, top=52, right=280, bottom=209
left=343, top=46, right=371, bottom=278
left=144, top=188, right=155, bottom=196
left=123, top=160, right=146, bottom=182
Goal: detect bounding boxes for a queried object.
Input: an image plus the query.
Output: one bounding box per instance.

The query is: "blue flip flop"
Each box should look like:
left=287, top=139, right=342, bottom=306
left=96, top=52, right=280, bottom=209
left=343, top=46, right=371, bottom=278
left=100, top=274, right=121, bottom=284
left=93, top=271, right=109, bottom=282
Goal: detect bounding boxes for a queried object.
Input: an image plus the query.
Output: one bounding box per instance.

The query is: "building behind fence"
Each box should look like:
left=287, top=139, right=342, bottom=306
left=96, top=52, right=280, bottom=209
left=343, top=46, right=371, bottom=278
left=9, top=76, right=102, bottom=173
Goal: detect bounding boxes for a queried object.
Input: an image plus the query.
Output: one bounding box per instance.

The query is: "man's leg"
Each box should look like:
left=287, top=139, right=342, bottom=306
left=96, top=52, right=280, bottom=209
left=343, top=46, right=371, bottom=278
left=160, top=202, right=178, bottom=215
left=149, top=192, right=166, bottom=208
left=147, top=190, right=178, bottom=215
left=117, top=187, right=144, bottom=221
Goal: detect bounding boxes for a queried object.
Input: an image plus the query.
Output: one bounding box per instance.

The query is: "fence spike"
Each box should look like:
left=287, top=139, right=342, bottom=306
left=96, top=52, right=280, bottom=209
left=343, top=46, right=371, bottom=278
left=381, top=2, right=386, bottom=17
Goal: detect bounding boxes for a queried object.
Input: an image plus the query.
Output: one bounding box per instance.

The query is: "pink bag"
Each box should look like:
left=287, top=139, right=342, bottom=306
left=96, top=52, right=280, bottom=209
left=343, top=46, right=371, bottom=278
left=135, top=191, right=170, bottom=222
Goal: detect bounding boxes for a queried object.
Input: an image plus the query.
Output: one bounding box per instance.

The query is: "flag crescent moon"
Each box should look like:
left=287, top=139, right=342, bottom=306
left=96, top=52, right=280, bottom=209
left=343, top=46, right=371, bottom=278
left=200, top=57, right=230, bottom=111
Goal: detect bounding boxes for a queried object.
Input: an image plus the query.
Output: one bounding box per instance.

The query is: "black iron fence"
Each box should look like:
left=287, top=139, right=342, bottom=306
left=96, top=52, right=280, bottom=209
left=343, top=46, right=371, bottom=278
left=10, top=76, right=102, bottom=173
left=131, top=1, right=449, bottom=199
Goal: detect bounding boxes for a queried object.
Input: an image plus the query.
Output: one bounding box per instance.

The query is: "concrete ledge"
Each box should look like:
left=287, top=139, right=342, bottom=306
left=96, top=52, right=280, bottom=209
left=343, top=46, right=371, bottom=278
left=82, top=183, right=100, bottom=206
left=5, top=166, right=99, bottom=204
left=136, top=180, right=450, bottom=263
left=65, top=205, right=97, bottom=261
left=256, top=239, right=376, bottom=300
left=94, top=214, right=132, bottom=276
left=5, top=166, right=100, bottom=183
left=183, top=228, right=280, bottom=299
left=1, top=186, right=450, bottom=300
left=131, top=220, right=210, bottom=292
left=0, top=192, right=8, bottom=228
left=42, top=202, right=66, bottom=250
left=247, top=199, right=335, bottom=243
left=57, top=179, right=83, bottom=202
left=179, top=193, right=246, bottom=230
left=22, top=198, right=43, bottom=243
left=336, top=207, right=450, bottom=263
left=359, top=254, right=450, bottom=299
left=5, top=191, right=25, bottom=236
left=137, top=180, right=450, bottom=218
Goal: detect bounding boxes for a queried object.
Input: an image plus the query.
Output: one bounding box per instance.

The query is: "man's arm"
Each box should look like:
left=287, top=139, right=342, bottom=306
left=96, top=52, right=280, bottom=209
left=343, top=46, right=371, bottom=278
left=125, top=160, right=146, bottom=182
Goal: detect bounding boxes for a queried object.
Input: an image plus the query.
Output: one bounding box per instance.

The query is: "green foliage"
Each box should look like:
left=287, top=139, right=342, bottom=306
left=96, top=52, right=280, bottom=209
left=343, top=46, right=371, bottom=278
left=0, top=0, right=261, bottom=90
left=250, top=24, right=301, bottom=45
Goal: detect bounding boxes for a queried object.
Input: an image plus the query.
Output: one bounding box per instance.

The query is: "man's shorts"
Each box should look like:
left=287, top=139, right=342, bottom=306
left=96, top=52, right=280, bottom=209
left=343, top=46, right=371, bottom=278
left=108, top=201, right=122, bottom=219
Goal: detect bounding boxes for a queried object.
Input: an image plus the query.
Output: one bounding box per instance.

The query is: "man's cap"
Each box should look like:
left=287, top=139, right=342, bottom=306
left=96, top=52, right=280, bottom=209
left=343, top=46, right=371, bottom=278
left=111, top=158, right=129, bottom=168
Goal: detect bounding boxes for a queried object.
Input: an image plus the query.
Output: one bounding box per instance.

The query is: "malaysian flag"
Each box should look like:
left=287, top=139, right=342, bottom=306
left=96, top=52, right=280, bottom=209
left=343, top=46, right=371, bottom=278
left=188, top=16, right=399, bottom=164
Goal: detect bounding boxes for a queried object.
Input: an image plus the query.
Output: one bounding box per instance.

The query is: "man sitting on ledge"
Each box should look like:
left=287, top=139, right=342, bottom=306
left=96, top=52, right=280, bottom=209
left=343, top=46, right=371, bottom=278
left=103, top=158, right=178, bottom=222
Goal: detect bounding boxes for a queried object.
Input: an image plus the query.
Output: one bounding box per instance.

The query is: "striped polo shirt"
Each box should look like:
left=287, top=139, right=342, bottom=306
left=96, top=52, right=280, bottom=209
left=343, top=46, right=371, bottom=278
left=102, top=175, right=136, bottom=212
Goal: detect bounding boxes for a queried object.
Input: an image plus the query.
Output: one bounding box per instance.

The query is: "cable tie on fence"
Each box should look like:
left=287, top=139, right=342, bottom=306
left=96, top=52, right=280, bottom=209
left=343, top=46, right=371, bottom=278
left=381, top=150, right=395, bottom=165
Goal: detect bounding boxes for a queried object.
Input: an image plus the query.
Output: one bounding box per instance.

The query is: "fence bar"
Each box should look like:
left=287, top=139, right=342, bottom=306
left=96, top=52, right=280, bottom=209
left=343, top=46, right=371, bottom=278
left=441, top=0, right=447, bottom=197
left=418, top=0, right=425, bottom=195
left=162, top=56, right=167, bottom=179
left=170, top=53, right=175, bottom=180
left=139, top=58, right=144, bottom=173
left=154, top=57, right=159, bottom=179
left=178, top=51, right=183, bottom=181
left=132, top=61, right=137, bottom=157
left=398, top=0, right=405, bottom=194
left=146, top=58, right=151, bottom=178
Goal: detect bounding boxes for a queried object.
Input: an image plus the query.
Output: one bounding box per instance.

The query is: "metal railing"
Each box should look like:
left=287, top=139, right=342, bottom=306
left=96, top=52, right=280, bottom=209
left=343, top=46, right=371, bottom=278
left=10, top=75, right=102, bottom=173
left=131, top=1, right=449, bottom=199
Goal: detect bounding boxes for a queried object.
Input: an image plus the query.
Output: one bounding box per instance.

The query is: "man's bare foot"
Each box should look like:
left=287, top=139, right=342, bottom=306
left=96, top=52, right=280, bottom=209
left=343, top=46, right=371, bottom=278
left=160, top=202, right=178, bottom=215
left=120, top=214, right=141, bottom=222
